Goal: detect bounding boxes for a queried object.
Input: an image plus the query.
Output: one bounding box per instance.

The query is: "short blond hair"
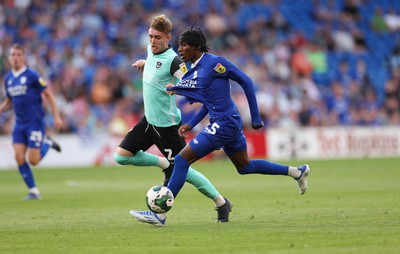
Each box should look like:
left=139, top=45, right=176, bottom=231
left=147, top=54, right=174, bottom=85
left=150, top=15, right=172, bottom=35
left=10, top=43, right=25, bottom=54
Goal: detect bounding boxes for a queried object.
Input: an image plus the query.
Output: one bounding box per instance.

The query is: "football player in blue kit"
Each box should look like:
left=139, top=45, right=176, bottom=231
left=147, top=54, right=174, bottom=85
left=0, top=44, right=63, bottom=200
left=163, top=27, right=312, bottom=217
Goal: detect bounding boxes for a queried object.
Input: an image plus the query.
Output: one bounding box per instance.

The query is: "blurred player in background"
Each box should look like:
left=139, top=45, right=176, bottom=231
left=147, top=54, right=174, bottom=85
left=113, top=15, right=231, bottom=226
left=0, top=43, right=63, bottom=200
left=160, top=27, right=312, bottom=222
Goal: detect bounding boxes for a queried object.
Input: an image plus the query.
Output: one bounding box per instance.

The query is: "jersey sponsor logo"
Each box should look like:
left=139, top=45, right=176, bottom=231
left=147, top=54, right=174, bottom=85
left=177, top=79, right=197, bottom=88
left=39, top=77, right=47, bottom=87
left=156, top=61, right=162, bottom=68
left=214, top=63, right=226, bottom=74
left=179, top=63, right=188, bottom=73
left=7, top=84, right=27, bottom=96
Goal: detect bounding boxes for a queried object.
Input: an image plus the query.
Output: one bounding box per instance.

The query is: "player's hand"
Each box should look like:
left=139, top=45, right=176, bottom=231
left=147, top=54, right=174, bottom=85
left=252, top=120, right=264, bottom=130
left=166, top=83, right=175, bottom=95
left=132, top=59, right=146, bottom=72
left=178, top=124, right=192, bottom=138
left=54, top=116, right=64, bottom=132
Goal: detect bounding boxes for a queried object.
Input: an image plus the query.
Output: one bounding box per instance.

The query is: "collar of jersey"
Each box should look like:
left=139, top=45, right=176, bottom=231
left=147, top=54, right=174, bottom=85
left=191, top=53, right=205, bottom=68
left=12, top=66, right=27, bottom=77
left=153, top=45, right=172, bottom=55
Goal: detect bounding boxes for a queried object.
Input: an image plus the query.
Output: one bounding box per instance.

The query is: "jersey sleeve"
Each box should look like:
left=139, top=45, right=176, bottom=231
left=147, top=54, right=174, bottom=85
left=170, top=56, right=186, bottom=81
left=31, top=70, right=48, bottom=92
left=222, top=58, right=263, bottom=126
left=187, top=104, right=209, bottom=128
left=3, top=76, right=10, bottom=98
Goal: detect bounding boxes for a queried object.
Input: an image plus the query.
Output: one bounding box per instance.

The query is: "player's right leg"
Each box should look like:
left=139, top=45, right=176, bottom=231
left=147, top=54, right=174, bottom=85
left=129, top=210, right=166, bottom=227
left=159, top=126, right=233, bottom=222
left=130, top=127, right=232, bottom=226
left=12, top=124, right=41, bottom=200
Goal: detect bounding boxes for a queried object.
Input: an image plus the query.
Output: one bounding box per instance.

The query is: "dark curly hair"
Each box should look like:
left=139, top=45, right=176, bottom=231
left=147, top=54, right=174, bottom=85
left=179, top=27, right=210, bottom=52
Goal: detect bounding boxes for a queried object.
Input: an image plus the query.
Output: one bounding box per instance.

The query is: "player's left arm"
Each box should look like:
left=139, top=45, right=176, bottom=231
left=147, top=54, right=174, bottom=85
left=166, top=56, right=186, bottom=95
left=42, top=87, right=63, bottom=131
left=171, top=56, right=186, bottom=80
left=224, top=59, right=264, bottom=129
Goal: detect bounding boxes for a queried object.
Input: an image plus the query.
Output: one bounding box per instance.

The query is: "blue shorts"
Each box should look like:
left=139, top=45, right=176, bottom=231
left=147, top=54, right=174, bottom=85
left=189, top=115, right=247, bottom=157
left=12, top=120, right=46, bottom=148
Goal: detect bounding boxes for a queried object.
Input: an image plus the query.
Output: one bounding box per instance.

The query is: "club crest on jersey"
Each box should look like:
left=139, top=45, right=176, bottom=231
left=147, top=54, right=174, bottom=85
left=20, top=76, right=27, bottom=84
left=214, top=63, right=226, bottom=74
left=179, top=63, right=188, bottom=73
left=156, top=61, right=162, bottom=68
left=39, top=77, right=47, bottom=87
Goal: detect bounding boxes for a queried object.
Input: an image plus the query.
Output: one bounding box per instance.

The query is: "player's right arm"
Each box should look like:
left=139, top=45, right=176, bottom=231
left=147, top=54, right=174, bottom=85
left=132, top=59, right=146, bottom=72
left=0, top=97, right=12, bottom=114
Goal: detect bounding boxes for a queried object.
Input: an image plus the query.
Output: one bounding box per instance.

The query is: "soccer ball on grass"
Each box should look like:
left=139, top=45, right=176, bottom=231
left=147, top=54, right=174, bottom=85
left=146, top=185, right=174, bottom=213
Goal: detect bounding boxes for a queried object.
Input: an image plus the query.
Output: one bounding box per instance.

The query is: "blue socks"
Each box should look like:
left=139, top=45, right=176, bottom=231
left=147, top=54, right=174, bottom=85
left=40, top=141, right=51, bottom=158
left=167, top=157, right=289, bottom=199
left=167, top=154, right=190, bottom=198
left=239, top=160, right=289, bottom=175
left=18, top=163, right=36, bottom=189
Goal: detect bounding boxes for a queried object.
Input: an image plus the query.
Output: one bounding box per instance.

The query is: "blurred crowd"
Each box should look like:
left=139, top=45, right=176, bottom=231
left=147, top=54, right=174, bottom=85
left=1, top=0, right=400, bottom=137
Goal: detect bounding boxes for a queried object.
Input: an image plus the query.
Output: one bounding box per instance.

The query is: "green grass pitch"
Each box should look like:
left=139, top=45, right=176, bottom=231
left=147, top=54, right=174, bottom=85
left=0, top=158, right=399, bottom=254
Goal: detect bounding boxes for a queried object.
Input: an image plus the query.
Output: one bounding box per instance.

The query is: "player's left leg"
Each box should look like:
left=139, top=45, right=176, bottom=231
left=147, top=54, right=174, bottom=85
left=26, top=122, right=60, bottom=166
left=185, top=167, right=233, bottom=222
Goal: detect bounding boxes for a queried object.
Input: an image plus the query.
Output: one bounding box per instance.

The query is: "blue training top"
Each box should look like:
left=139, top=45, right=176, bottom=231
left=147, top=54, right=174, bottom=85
left=4, top=67, right=47, bottom=124
left=168, top=53, right=262, bottom=128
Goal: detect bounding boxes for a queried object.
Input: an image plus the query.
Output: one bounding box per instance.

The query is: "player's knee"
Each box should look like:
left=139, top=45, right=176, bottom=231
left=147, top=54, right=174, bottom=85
left=26, top=151, right=41, bottom=165
left=174, top=154, right=190, bottom=171
left=27, top=157, right=40, bottom=166
left=14, top=153, right=26, bottom=165
left=114, top=153, right=130, bottom=165
left=237, top=161, right=253, bottom=175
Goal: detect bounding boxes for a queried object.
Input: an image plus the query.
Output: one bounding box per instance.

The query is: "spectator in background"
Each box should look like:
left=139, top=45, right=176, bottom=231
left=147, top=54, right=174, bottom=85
left=388, top=41, right=400, bottom=73
left=326, top=81, right=350, bottom=124
left=371, top=7, right=389, bottom=33
left=384, top=74, right=400, bottom=125
left=384, top=8, right=400, bottom=33
left=0, top=0, right=399, bottom=134
left=306, top=40, right=327, bottom=74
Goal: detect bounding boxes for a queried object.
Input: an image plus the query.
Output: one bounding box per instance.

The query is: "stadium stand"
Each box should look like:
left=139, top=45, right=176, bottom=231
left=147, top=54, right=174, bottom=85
left=0, top=0, right=399, bottom=136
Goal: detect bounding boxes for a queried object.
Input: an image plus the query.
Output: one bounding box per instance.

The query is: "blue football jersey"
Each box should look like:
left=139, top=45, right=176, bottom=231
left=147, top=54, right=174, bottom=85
left=170, top=53, right=262, bottom=126
left=4, top=68, right=47, bottom=124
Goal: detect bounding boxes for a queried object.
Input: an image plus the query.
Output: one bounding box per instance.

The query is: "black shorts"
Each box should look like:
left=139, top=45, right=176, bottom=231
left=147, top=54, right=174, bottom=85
left=119, top=116, right=186, bottom=163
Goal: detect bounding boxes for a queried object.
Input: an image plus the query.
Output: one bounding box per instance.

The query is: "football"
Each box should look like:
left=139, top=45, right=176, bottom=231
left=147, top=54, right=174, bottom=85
left=146, top=185, right=174, bottom=213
